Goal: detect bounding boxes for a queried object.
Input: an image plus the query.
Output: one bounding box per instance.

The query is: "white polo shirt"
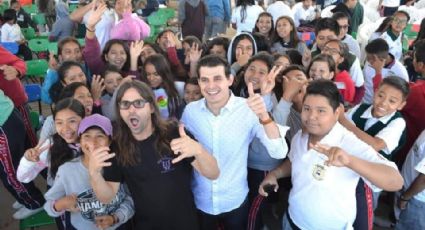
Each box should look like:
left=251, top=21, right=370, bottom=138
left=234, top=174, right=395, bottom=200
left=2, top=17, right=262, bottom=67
left=346, top=104, right=406, bottom=157
left=380, top=31, right=404, bottom=61
left=401, top=130, right=425, bottom=203
left=288, top=122, right=397, bottom=230
left=231, top=4, right=264, bottom=34
left=292, top=2, right=316, bottom=27
left=382, top=0, right=400, bottom=8
left=267, top=1, right=293, bottom=25
left=362, top=59, right=409, bottom=104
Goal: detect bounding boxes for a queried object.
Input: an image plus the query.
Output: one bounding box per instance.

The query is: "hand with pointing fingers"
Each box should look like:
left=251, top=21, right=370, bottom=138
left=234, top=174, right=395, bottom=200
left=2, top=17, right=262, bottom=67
left=260, top=65, right=283, bottom=96
left=310, top=142, right=351, bottom=167
left=91, top=75, right=105, bottom=101
left=170, top=124, right=202, bottom=164
left=24, top=139, right=51, bottom=162
left=247, top=82, right=269, bottom=121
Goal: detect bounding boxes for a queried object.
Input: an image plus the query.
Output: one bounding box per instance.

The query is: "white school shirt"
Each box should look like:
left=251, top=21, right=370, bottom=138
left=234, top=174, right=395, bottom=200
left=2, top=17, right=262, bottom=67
left=231, top=4, right=264, bottom=34
left=401, top=130, right=425, bottom=202
left=382, top=0, right=400, bottom=7
left=292, top=2, right=316, bottom=27
left=288, top=122, right=397, bottom=230
left=1, top=23, right=23, bottom=42
left=181, top=94, right=289, bottom=215
left=362, top=59, right=409, bottom=104
left=266, top=1, right=293, bottom=25
left=349, top=57, right=365, bottom=87
left=380, top=31, right=404, bottom=61
left=346, top=104, right=406, bottom=156
left=83, top=9, right=115, bottom=49
left=343, top=34, right=361, bottom=59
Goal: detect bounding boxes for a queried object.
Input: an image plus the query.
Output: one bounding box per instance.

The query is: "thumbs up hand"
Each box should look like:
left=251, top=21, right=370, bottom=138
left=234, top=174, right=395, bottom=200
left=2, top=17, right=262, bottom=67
left=247, top=82, right=269, bottom=121
left=170, top=124, right=202, bottom=164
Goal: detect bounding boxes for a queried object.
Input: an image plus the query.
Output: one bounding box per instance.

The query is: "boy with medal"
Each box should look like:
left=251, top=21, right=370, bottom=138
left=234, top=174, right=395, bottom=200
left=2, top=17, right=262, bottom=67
left=259, top=79, right=403, bottom=230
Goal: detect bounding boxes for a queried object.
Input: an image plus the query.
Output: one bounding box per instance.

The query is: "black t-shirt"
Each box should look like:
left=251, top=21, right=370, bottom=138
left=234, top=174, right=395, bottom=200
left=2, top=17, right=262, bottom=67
left=103, top=128, right=199, bottom=230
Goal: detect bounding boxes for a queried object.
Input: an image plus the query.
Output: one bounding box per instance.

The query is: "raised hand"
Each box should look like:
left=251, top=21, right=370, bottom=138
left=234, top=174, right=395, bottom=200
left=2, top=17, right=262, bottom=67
left=170, top=124, right=202, bottom=164
left=310, top=142, right=351, bottom=167
left=302, top=48, right=312, bottom=67
left=87, top=145, right=115, bottom=176
left=235, top=48, right=250, bottom=66
left=188, top=42, right=202, bottom=64
left=0, top=65, right=19, bottom=80
left=95, top=215, right=114, bottom=229
left=281, top=75, right=308, bottom=102
left=369, top=54, right=386, bottom=74
left=86, top=0, right=107, bottom=31
left=130, top=40, right=144, bottom=59
left=48, top=52, right=59, bottom=70
left=260, top=65, right=283, bottom=96
left=24, top=140, right=51, bottom=162
left=91, top=75, right=105, bottom=101
left=247, top=82, right=269, bottom=121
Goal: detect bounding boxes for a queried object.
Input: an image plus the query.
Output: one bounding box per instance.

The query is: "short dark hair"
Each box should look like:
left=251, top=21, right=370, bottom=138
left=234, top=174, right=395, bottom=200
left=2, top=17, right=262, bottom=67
left=185, top=77, right=199, bottom=87
left=414, top=39, right=425, bottom=63
left=365, top=38, right=389, bottom=59
left=206, top=37, right=230, bottom=55
left=196, top=54, right=231, bottom=79
left=304, top=79, right=341, bottom=111
left=281, top=64, right=307, bottom=77
left=394, top=10, right=410, bottom=22
left=332, top=12, right=350, bottom=24
left=379, top=76, right=410, bottom=100
left=315, top=18, right=340, bottom=37
left=182, top=35, right=202, bottom=49
left=58, top=82, right=88, bottom=100
left=3, top=9, right=17, bottom=22
left=10, top=0, right=19, bottom=6
left=58, top=37, right=82, bottom=56
left=57, top=61, right=85, bottom=83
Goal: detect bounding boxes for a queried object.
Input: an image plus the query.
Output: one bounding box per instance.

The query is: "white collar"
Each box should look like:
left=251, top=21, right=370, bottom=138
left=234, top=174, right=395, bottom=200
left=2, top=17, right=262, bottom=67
left=360, top=105, right=397, bottom=125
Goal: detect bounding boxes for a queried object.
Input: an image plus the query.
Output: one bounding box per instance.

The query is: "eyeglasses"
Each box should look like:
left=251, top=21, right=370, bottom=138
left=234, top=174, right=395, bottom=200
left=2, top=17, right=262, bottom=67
left=339, top=25, right=349, bottom=30
left=118, top=99, right=148, bottom=110
left=322, top=46, right=342, bottom=56
left=393, top=18, right=408, bottom=25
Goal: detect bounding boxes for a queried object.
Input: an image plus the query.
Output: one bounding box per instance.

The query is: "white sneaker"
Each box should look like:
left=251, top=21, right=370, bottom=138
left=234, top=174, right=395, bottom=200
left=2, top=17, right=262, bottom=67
left=12, top=201, right=24, bottom=209
left=12, top=207, right=43, bottom=220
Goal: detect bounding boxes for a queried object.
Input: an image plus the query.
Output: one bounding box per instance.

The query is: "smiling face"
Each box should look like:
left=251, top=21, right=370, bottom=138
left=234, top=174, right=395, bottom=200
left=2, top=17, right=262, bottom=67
left=73, top=86, right=94, bottom=115
left=55, top=109, right=82, bottom=143
left=391, top=13, right=408, bottom=34
left=302, top=94, right=340, bottom=141
left=105, top=43, right=127, bottom=70
left=309, top=61, right=334, bottom=80
left=62, top=66, right=87, bottom=86
left=276, top=18, right=292, bottom=40
left=256, top=15, right=273, bottom=35
left=59, top=42, right=82, bottom=63
left=316, top=29, right=338, bottom=51
left=80, top=128, right=111, bottom=157
left=140, top=44, right=158, bottom=63
left=198, top=65, right=233, bottom=112
left=145, top=63, right=163, bottom=88
left=184, top=83, right=202, bottom=104
left=372, top=84, right=406, bottom=118
left=119, top=88, right=154, bottom=139
left=244, top=60, right=269, bottom=91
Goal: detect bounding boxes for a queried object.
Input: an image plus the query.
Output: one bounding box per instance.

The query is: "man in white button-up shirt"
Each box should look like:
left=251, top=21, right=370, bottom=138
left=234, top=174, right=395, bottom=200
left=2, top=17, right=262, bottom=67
left=181, top=55, right=289, bottom=229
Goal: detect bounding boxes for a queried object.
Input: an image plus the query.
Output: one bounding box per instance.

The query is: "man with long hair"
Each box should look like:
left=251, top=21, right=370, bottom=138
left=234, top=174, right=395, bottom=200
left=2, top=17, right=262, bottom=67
left=87, top=80, right=218, bottom=229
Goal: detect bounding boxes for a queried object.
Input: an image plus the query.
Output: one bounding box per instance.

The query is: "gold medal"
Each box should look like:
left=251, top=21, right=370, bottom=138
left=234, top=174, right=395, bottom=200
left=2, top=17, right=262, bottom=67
left=312, top=164, right=327, bottom=180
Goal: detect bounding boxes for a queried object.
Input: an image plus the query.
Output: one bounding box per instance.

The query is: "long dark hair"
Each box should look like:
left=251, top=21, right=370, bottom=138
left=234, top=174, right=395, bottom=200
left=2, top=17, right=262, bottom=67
left=143, top=54, right=181, bottom=117
left=375, top=16, right=393, bottom=33
left=102, top=39, right=131, bottom=72
left=413, top=18, right=425, bottom=47
left=49, top=98, right=85, bottom=178
left=253, top=12, right=274, bottom=38
left=113, top=81, right=175, bottom=166
left=236, top=0, right=255, bottom=23
left=272, top=16, right=301, bottom=48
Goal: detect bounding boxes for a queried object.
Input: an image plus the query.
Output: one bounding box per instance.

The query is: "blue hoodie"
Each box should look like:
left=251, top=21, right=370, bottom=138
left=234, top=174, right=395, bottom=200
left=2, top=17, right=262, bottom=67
left=205, top=0, right=231, bottom=22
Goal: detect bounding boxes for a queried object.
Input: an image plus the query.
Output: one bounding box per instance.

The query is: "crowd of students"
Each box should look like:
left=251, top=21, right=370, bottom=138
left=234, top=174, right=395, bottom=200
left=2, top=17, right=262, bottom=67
left=1, top=0, right=425, bottom=229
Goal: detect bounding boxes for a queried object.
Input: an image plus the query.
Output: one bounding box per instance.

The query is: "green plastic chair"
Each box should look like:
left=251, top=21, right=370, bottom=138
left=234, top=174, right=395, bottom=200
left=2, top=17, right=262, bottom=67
left=69, top=4, right=78, bottom=13
left=19, top=210, right=55, bottom=230
left=22, top=4, right=38, bottom=14
left=48, top=42, right=58, bottom=55
left=157, top=8, right=175, bottom=20
left=32, top=13, right=46, bottom=25
left=0, top=2, right=8, bottom=14
left=148, top=12, right=167, bottom=26
left=77, top=38, right=85, bottom=46
left=25, top=60, right=48, bottom=77
left=21, top=27, right=36, bottom=40
left=28, top=38, right=49, bottom=53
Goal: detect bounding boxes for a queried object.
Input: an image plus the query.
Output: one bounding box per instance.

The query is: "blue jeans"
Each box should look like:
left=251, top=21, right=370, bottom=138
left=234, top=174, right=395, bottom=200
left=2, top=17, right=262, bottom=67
left=395, top=198, right=425, bottom=230
left=204, top=17, right=226, bottom=39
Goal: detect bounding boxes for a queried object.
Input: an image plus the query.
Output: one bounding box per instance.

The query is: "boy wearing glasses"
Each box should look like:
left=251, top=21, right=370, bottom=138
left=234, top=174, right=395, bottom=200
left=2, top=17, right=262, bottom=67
left=379, top=10, right=410, bottom=61
left=332, top=12, right=361, bottom=58
left=88, top=80, right=219, bottom=229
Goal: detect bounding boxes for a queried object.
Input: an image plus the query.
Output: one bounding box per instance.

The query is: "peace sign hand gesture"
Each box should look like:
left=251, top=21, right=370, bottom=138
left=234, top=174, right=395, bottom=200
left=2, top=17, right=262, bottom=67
left=260, top=65, right=283, bottom=96
left=24, top=139, right=51, bottom=162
